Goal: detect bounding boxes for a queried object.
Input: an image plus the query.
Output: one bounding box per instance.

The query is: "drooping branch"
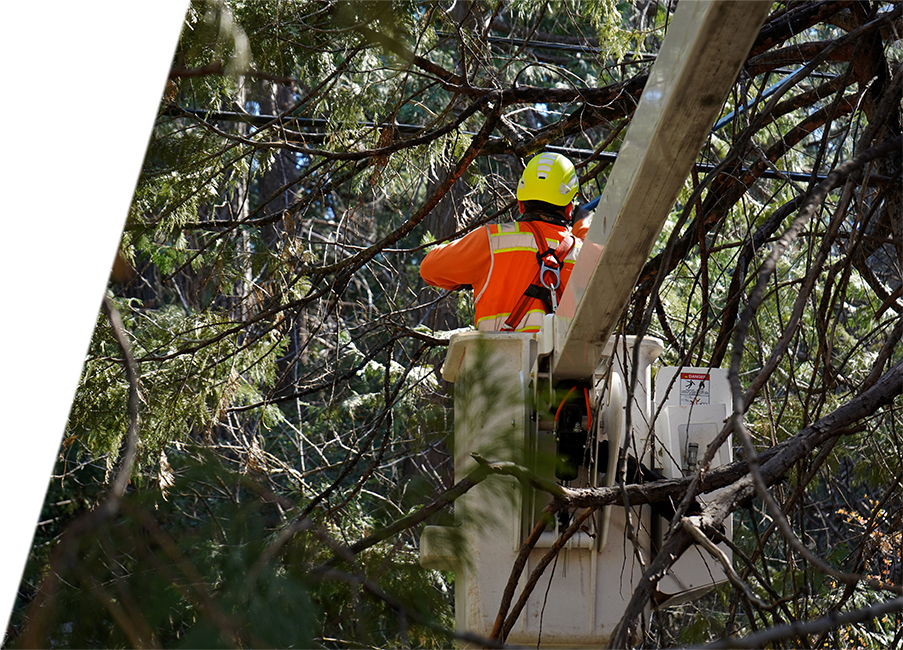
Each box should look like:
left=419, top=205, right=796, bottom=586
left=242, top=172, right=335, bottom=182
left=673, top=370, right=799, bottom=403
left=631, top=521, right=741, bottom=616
left=749, top=1, right=856, bottom=57
left=703, top=596, right=903, bottom=649
left=709, top=194, right=806, bottom=365
left=18, top=297, right=144, bottom=648
left=312, top=99, right=504, bottom=281
left=100, top=297, right=142, bottom=510
left=735, top=135, right=903, bottom=410
left=633, top=5, right=903, bottom=308
left=634, top=90, right=858, bottom=304
left=346, top=464, right=490, bottom=557
left=489, top=510, right=551, bottom=640
left=746, top=40, right=858, bottom=77
left=609, top=356, right=903, bottom=647
left=496, top=507, right=597, bottom=643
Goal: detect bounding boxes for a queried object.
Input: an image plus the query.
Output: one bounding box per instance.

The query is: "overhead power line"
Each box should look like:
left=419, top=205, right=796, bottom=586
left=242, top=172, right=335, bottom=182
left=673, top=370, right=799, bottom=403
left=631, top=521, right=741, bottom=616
left=434, top=30, right=655, bottom=59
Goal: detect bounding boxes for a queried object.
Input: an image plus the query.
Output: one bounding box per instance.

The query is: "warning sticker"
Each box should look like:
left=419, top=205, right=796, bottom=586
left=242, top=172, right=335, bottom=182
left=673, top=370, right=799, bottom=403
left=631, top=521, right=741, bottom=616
left=680, top=372, right=710, bottom=405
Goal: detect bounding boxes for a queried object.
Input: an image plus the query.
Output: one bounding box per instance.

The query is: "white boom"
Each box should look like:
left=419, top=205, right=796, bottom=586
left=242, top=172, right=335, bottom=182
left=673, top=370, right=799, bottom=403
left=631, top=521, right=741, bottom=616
left=553, top=0, right=772, bottom=380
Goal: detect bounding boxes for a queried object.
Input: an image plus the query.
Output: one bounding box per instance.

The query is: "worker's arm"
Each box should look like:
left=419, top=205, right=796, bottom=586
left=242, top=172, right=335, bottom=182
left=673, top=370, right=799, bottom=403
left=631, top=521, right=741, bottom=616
left=572, top=213, right=591, bottom=239
left=419, top=227, right=491, bottom=291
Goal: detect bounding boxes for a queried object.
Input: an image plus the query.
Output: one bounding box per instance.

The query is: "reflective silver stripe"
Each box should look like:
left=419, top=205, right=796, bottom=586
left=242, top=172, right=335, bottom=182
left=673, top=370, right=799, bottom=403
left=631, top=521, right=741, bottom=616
left=478, top=309, right=545, bottom=332
left=479, top=224, right=539, bottom=306
left=488, top=224, right=536, bottom=253
left=477, top=222, right=578, bottom=323
left=473, top=225, right=495, bottom=305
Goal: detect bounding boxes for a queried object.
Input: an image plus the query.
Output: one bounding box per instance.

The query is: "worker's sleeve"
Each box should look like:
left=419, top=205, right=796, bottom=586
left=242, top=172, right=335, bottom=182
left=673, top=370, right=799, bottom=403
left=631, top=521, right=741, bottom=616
left=420, top=227, right=492, bottom=291
left=572, top=214, right=591, bottom=240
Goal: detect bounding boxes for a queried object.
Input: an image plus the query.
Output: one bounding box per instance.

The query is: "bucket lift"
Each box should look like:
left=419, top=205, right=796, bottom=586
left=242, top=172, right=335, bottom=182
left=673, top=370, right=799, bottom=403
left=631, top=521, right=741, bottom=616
left=420, top=329, right=733, bottom=644
left=419, top=1, right=772, bottom=646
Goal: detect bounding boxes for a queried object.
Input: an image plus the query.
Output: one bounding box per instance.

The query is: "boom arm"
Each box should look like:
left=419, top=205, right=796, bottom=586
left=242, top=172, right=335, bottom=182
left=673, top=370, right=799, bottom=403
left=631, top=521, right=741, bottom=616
left=552, top=0, right=772, bottom=380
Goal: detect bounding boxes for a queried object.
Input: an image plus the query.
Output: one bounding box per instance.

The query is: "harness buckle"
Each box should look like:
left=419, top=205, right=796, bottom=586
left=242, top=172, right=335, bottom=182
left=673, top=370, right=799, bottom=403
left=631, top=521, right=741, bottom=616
left=539, top=250, right=562, bottom=312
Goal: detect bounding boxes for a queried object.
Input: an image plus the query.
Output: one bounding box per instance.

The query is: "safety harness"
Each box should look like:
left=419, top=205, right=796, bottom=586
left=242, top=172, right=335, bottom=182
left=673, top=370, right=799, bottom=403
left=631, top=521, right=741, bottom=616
left=502, top=221, right=576, bottom=331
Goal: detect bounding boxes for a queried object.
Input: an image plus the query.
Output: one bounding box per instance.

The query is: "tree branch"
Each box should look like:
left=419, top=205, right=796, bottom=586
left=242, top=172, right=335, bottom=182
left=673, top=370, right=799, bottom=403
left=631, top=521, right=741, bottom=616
left=310, top=98, right=504, bottom=281
left=346, top=462, right=490, bottom=557
left=701, top=597, right=903, bottom=649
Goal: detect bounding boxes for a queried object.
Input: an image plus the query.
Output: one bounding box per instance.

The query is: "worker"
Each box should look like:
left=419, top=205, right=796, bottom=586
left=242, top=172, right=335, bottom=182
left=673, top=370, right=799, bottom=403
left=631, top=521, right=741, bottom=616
left=420, top=152, right=588, bottom=332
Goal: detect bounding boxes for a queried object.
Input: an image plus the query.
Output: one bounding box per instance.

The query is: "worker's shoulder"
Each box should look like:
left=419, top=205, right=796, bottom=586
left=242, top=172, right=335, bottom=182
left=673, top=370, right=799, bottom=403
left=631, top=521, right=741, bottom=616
left=487, top=221, right=520, bottom=234
left=490, top=221, right=562, bottom=235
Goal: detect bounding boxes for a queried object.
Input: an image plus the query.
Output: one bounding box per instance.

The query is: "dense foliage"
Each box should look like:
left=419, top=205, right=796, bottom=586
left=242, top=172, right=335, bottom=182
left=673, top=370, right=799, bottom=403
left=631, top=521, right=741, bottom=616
left=7, top=1, right=902, bottom=648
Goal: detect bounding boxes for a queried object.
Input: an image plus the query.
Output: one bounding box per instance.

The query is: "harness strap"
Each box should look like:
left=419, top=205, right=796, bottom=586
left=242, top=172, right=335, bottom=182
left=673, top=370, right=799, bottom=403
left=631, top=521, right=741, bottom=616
left=502, top=222, right=575, bottom=331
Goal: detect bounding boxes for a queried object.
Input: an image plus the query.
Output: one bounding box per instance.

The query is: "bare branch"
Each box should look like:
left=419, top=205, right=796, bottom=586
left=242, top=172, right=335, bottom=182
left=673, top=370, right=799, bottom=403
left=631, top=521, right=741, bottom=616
left=736, top=135, right=903, bottom=410
left=100, top=297, right=141, bottom=509
left=701, top=596, right=903, bottom=649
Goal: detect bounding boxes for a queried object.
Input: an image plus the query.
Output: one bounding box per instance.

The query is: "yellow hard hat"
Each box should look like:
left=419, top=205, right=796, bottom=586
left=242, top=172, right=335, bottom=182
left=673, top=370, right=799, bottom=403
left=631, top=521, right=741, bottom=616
left=516, top=152, right=579, bottom=206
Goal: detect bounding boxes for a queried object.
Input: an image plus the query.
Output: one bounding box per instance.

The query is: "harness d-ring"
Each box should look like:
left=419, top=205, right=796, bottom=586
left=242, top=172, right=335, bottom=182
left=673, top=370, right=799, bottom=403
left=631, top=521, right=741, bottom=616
left=540, top=261, right=561, bottom=291
left=539, top=250, right=562, bottom=311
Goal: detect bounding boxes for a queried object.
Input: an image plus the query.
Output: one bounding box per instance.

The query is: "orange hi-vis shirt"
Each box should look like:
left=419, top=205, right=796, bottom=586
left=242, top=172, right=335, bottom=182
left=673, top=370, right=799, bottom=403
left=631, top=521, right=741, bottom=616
left=420, top=219, right=585, bottom=332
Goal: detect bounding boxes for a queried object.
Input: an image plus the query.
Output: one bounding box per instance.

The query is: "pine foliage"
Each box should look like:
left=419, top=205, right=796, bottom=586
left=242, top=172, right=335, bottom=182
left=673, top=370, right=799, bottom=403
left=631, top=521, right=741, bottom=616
left=8, top=1, right=903, bottom=648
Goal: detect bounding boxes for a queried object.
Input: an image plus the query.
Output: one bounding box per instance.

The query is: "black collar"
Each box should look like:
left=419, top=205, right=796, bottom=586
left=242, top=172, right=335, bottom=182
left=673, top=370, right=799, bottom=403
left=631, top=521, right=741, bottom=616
left=518, top=209, right=570, bottom=228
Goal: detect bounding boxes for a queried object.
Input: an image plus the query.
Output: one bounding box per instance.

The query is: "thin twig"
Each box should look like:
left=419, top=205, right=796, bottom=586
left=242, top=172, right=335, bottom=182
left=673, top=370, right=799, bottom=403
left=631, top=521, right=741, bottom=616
left=18, top=297, right=144, bottom=647
left=700, top=596, right=903, bottom=649
left=681, top=517, right=774, bottom=611
left=100, top=297, right=142, bottom=511
left=489, top=509, right=552, bottom=640
left=499, top=507, right=596, bottom=641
